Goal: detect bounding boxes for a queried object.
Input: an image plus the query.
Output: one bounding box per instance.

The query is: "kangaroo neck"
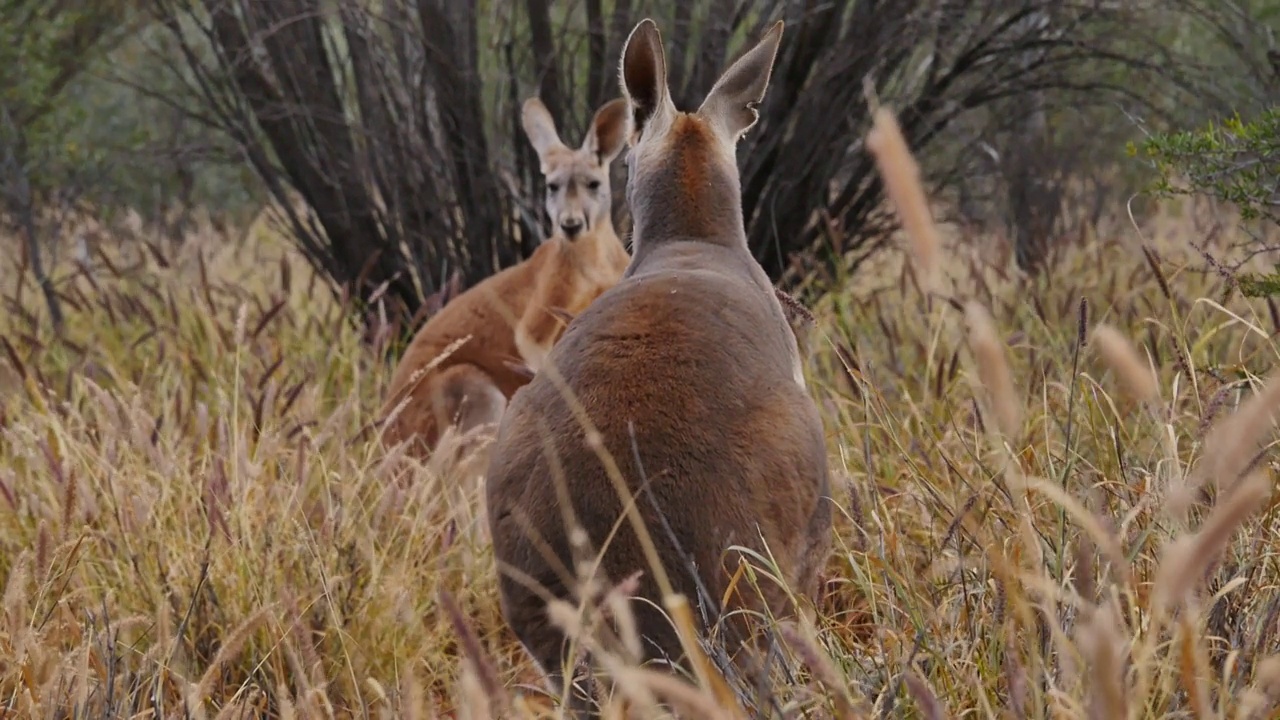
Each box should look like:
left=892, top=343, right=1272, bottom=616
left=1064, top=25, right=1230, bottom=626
left=626, top=229, right=760, bottom=286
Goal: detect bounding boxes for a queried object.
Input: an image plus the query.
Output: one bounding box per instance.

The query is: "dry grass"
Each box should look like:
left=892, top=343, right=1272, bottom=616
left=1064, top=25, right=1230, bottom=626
left=3, top=182, right=1280, bottom=718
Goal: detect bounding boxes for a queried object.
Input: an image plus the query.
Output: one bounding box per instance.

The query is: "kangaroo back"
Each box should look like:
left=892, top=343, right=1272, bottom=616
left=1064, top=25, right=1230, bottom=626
left=486, top=19, right=832, bottom=715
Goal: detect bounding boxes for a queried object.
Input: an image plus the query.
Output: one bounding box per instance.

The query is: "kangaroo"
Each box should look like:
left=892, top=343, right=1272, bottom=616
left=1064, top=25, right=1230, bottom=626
left=486, top=19, right=832, bottom=714
left=379, top=98, right=632, bottom=457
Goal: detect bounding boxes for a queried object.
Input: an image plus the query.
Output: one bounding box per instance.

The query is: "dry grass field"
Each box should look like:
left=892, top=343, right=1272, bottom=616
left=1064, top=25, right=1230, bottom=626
left=3, top=193, right=1280, bottom=718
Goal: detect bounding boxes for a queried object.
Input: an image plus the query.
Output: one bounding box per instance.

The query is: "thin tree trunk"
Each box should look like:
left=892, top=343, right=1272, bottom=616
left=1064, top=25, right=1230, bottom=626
left=585, top=0, right=608, bottom=110
left=526, top=0, right=564, bottom=126
left=0, top=106, right=63, bottom=333
left=19, top=197, right=64, bottom=333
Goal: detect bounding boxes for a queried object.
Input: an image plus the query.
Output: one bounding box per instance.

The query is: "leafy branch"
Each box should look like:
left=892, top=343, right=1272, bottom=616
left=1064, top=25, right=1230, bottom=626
left=1138, top=108, right=1280, bottom=225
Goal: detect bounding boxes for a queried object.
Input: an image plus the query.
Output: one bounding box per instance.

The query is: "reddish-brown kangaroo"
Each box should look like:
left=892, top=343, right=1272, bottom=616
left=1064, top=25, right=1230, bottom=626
left=379, top=98, right=632, bottom=457
left=486, top=18, right=832, bottom=714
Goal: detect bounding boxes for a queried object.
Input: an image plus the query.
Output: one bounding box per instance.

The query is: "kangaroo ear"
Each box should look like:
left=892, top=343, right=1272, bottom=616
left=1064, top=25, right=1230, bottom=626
left=620, top=19, right=675, bottom=142
left=522, top=97, right=564, bottom=166
left=581, top=98, right=629, bottom=164
left=697, top=20, right=784, bottom=142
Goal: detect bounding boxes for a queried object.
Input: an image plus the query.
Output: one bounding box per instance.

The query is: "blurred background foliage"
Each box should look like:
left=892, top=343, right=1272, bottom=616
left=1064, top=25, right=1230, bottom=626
left=1, top=0, right=1277, bottom=345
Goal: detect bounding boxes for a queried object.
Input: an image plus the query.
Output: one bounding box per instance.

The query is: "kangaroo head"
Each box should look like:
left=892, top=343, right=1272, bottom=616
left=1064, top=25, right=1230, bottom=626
left=522, top=97, right=628, bottom=241
left=618, top=18, right=783, bottom=246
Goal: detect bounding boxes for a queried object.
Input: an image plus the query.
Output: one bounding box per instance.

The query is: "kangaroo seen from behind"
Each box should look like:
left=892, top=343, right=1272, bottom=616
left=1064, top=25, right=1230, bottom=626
left=379, top=98, right=632, bottom=457
left=486, top=18, right=832, bottom=713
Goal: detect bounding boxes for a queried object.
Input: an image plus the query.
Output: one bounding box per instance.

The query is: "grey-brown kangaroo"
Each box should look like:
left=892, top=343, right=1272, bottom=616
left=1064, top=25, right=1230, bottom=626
left=485, top=18, right=832, bottom=714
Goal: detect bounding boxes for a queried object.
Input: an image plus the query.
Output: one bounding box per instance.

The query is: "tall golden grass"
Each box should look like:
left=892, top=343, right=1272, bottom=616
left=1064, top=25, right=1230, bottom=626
left=3, top=126, right=1280, bottom=717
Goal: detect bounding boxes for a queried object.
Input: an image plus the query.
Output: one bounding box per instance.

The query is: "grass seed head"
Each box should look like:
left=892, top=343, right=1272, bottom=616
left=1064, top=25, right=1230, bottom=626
left=1155, top=471, right=1271, bottom=611
left=1200, top=369, right=1280, bottom=492
left=1091, top=323, right=1160, bottom=405
left=964, top=301, right=1022, bottom=438
left=867, top=107, right=942, bottom=296
left=1238, top=655, right=1280, bottom=720
left=903, top=670, right=949, bottom=720
left=1077, top=603, right=1129, bottom=720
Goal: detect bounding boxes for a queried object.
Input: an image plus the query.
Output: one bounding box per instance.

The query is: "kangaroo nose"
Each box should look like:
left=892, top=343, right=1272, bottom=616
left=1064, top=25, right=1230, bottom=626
left=561, top=219, right=584, bottom=238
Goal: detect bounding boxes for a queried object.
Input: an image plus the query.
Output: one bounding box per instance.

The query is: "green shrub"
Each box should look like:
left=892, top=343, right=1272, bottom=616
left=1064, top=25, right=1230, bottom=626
left=1138, top=108, right=1280, bottom=223
left=1138, top=108, right=1280, bottom=295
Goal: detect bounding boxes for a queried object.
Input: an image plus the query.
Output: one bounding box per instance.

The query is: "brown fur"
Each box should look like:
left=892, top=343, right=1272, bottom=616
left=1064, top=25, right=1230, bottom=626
left=486, top=19, right=832, bottom=715
left=379, top=99, right=632, bottom=457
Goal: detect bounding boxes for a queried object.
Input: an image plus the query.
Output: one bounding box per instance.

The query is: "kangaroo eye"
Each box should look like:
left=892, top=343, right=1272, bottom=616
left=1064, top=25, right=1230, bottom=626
left=547, top=183, right=560, bottom=193
left=587, top=180, right=602, bottom=191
